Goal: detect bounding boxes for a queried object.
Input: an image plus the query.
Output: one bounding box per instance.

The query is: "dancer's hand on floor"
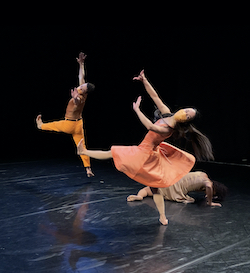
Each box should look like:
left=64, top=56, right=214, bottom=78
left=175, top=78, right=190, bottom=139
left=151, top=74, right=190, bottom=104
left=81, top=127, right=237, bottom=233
left=77, top=139, right=86, bottom=155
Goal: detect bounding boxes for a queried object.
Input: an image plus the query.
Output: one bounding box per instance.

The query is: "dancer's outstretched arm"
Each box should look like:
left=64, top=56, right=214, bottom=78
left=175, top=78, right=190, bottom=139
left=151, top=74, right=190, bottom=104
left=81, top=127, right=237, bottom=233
left=77, top=139, right=113, bottom=160
left=133, top=97, right=172, bottom=135
left=133, top=70, right=171, bottom=114
left=76, top=52, right=87, bottom=85
left=70, top=53, right=87, bottom=105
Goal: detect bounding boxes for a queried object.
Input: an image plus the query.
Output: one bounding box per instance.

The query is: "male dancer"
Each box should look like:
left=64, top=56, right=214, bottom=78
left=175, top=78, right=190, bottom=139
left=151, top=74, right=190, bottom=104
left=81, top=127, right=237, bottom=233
left=36, top=52, right=95, bottom=177
left=127, top=171, right=228, bottom=207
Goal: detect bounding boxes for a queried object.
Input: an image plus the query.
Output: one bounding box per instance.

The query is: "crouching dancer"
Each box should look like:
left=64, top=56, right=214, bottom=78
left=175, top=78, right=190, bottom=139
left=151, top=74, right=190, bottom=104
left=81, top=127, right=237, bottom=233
left=127, top=171, right=228, bottom=207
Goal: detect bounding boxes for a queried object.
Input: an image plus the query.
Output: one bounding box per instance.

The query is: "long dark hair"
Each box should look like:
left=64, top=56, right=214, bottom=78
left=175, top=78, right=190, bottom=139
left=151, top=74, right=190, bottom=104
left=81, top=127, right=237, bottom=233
left=154, top=109, right=214, bottom=161
left=212, top=180, right=228, bottom=201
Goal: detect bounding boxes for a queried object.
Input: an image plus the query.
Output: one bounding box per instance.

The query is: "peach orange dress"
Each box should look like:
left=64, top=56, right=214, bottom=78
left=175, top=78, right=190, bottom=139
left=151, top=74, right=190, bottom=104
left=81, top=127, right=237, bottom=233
left=111, top=122, right=196, bottom=188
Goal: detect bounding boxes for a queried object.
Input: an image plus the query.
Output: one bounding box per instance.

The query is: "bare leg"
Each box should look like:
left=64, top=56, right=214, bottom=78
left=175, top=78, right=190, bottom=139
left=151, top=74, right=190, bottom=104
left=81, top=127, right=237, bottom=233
left=151, top=187, right=168, bottom=225
left=77, top=139, right=113, bottom=160
left=127, top=187, right=152, bottom=201
left=36, top=114, right=43, bottom=129
left=83, top=150, right=112, bottom=160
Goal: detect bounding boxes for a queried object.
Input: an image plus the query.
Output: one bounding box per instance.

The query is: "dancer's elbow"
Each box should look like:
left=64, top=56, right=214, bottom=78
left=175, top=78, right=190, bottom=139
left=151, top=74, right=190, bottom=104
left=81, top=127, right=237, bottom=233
left=148, top=124, right=155, bottom=131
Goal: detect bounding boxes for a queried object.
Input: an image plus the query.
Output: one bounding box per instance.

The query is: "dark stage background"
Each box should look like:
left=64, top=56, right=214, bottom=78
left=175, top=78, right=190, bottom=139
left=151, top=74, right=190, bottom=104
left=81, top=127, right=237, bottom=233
left=1, top=25, right=250, bottom=165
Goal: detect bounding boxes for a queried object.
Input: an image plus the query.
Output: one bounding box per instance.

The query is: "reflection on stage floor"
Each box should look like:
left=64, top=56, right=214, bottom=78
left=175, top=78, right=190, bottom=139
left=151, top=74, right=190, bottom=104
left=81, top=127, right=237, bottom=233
left=0, top=158, right=250, bottom=273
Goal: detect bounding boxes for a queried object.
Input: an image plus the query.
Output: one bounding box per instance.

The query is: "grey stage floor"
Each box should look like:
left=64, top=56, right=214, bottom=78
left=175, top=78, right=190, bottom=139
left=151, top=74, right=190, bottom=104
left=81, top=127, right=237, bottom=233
left=0, top=158, right=250, bottom=273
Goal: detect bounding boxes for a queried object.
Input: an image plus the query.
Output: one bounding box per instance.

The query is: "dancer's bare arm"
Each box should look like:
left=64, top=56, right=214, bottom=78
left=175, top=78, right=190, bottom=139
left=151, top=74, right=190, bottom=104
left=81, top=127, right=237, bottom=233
left=76, top=52, right=87, bottom=85
left=133, top=96, right=171, bottom=135
left=133, top=70, right=171, bottom=114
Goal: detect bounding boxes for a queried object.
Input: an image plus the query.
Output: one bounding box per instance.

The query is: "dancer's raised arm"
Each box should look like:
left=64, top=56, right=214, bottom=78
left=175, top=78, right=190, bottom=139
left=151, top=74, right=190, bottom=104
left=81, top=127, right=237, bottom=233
left=133, top=70, right=171, bottom=114
left=76, top=52, right=87, bottom=85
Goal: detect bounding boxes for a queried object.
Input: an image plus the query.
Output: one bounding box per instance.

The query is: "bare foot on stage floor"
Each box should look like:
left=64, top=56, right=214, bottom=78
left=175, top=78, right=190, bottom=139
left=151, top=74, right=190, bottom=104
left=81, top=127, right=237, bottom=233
left=127, top=195, right=143, bottom=202
left=86, top=167, right=95, bottom=177
left=159, top=215, right=168, bottom=226
left=36, top=114, right=43, bottom=129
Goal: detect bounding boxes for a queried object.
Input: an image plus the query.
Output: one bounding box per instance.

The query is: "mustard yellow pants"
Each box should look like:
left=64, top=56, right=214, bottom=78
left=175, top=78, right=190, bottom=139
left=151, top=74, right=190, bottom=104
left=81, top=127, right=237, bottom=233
left=41, top=119, right=90, bottom=167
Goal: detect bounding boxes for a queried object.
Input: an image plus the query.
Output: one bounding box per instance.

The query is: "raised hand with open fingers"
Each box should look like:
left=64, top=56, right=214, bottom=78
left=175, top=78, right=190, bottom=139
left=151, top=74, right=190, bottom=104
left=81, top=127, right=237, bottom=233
left=133, top=96, right=142, bottom=112
left=76, top=52, right=87, bottom=64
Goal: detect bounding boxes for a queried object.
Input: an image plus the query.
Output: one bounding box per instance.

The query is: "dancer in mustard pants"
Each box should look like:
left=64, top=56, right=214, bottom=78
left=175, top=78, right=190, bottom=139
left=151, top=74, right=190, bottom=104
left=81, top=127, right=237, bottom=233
left=36, top=52, right=95, bottom=177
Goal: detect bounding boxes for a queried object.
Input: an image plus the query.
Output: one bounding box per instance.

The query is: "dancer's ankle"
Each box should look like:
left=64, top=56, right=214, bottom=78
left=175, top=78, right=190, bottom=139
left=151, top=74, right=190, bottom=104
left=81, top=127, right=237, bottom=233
left=86, top=167, right=94, bottom=177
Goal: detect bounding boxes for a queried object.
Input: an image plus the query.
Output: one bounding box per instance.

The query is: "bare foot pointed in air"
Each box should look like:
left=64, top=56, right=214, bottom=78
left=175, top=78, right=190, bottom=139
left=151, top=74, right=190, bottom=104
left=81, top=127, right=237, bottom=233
left=127, top=195, right=143, bottom=202
left=36, top=114, right=43, bottom=129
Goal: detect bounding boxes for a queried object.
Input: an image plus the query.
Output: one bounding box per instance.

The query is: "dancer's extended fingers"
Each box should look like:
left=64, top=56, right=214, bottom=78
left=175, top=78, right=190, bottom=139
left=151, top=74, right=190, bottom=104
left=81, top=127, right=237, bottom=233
left=136, top=96, right=142, bottom=106
left=133, top=101, right=139, bottom=111
left=133, top=70, right=145, bottom=81
left=133, top=73, right=143, bottom=81
left=82, top=53, right=87, bottom=60
left=133, top=96, right=142, bottom=111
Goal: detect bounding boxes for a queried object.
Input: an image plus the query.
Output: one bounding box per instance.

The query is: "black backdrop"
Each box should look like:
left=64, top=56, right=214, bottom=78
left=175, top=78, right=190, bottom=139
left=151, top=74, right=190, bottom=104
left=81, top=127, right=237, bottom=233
left=1, top=25, right=250, bottom=164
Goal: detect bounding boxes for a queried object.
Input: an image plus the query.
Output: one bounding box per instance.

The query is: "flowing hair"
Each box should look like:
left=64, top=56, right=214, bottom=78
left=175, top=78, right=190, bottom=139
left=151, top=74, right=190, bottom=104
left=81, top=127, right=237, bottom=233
left=154, top=109, right=214, bottom=161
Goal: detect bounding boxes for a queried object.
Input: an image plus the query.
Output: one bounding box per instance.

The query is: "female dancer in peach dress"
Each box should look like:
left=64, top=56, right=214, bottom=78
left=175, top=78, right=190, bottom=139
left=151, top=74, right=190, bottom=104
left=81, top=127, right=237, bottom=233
left=77, top=70, right=214, bottom=225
